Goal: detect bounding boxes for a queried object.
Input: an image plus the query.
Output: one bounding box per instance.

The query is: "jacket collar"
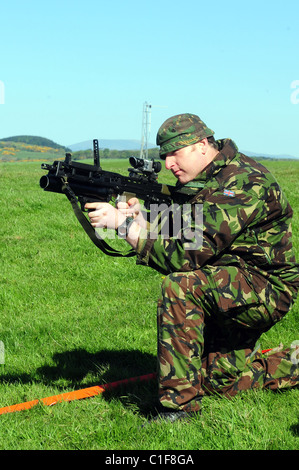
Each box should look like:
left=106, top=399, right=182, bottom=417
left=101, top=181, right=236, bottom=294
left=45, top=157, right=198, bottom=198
left=185, top=138, right=239, bottom=188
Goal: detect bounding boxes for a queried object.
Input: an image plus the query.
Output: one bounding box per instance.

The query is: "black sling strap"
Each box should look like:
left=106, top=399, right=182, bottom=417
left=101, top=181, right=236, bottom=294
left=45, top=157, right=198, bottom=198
left=61, top=179, right=136, bottom=258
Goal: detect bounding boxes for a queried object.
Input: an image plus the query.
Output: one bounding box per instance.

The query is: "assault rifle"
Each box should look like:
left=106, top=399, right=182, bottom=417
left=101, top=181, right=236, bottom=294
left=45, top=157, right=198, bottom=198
left=40, top=139, right=195, bottom=257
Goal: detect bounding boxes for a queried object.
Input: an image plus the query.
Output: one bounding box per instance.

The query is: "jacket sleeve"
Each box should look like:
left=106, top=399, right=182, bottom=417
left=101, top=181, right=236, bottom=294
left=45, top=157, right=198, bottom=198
left=135, top=188, right=264, bottom=274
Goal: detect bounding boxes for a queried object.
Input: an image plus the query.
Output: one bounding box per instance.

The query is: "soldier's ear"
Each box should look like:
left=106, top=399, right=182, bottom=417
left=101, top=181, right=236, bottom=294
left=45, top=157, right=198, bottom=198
left=197, top=138, right=208, bottom=155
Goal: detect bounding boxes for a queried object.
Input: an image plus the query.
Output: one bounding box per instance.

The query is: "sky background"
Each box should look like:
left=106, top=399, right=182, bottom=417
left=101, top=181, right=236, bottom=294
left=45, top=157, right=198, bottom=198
left=0, top=0, right=298, bottom=157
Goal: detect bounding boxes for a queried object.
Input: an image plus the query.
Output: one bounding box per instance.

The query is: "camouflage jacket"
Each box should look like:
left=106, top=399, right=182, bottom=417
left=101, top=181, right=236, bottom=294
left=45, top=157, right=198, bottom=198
left=136, top=139, right=299, bottom=308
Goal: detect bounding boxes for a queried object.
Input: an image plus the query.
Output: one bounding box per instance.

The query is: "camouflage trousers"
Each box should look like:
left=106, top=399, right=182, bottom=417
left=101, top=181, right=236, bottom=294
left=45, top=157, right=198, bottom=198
left=157, top=267, right=299, bottom=412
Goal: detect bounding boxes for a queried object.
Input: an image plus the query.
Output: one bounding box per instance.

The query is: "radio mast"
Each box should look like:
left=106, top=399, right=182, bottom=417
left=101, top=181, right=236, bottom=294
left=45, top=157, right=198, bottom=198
left=140, top=102, right=152, bottom=160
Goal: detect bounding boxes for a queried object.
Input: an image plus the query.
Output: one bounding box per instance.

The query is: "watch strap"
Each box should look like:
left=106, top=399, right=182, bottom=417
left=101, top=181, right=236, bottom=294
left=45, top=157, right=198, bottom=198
left=117, top=216, right=134, bottom=237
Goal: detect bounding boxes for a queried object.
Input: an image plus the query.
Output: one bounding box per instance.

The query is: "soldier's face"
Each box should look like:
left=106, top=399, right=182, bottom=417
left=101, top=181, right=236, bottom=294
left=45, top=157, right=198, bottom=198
left=165, top=142, right=209, bottom=184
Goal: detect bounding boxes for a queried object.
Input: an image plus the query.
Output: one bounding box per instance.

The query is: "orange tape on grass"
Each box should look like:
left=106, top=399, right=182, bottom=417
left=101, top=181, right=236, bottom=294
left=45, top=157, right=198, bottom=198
left=0, top=372, right=157, bottom=416
left=0, top=348, right=273, bottom=416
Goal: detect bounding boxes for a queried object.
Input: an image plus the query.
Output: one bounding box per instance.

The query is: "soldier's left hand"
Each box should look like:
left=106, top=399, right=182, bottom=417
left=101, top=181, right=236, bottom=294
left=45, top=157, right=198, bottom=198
left=85, top=202, right=125, bottom=230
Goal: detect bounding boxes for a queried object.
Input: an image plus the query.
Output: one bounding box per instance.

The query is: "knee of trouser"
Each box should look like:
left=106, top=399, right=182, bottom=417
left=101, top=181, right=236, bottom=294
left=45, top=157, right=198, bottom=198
left=160, top=271, right=206, bottom=306
left=160, top=272, right=186, bottom=295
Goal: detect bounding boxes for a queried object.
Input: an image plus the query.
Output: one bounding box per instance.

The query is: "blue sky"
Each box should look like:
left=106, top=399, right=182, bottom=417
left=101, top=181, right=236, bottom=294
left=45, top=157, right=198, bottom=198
left=0, top=0, right=299, bottom=157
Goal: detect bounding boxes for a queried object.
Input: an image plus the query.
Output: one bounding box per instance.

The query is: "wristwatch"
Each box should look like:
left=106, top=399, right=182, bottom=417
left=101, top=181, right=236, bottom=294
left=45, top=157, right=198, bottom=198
left=117, top=216, right=134, bottom=238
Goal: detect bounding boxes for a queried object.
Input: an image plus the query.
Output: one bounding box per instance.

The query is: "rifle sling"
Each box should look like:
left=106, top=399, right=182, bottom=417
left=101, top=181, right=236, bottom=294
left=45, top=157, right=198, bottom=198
left=61, top=179, right=136, bottom=258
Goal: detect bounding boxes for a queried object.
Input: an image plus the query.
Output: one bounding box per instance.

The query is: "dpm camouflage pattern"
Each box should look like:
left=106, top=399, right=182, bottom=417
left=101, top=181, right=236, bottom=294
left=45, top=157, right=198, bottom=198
left=156, top=113, right=214, bottom=158
left=136, top=139, right=299, bottom=411
left=157, top=270, right=299, bottom=412
left=137, top=139, right=299, bottom=315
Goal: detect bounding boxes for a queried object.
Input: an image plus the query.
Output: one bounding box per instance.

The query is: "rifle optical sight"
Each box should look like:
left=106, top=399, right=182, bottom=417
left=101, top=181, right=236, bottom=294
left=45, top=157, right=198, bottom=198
left=129, top=156, right=162, bottom=174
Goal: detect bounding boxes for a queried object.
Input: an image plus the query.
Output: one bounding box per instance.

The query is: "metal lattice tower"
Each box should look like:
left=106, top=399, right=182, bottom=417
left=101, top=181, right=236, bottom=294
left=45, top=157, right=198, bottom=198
left=140, top=102, right=152, bottom=160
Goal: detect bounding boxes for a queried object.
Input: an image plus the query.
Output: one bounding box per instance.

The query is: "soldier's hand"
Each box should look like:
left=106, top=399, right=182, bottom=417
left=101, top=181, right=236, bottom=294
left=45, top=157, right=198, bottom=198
left=85, top=202, right=125, bottom=230
left=117, top=197, right=140, bottom=219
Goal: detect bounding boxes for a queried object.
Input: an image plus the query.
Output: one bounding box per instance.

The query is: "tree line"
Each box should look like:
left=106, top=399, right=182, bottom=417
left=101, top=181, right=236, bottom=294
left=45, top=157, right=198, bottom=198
left=72, top=147, right=160, bottom=160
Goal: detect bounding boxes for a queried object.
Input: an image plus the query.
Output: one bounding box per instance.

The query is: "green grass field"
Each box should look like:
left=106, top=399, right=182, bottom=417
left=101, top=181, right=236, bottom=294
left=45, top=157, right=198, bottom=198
left=0, top=157, right=298, bottom=450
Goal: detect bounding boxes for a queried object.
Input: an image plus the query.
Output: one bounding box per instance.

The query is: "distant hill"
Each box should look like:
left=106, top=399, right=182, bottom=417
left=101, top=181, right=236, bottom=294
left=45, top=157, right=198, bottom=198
left=241, top=149, right=299, bottom=160
left=68, top=139, right=157, bottom=152
left=1, top=135, right=70, bottom=151
left=0, top=135, right=71, bottom=161
left=68, top=139, right=298, bottom=159
left=1, top=135, right=298, bottom=161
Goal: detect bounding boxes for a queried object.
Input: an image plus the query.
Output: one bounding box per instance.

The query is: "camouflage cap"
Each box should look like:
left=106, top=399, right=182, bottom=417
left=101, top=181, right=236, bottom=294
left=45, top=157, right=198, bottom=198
left=156, top=113, right=214, bottom=159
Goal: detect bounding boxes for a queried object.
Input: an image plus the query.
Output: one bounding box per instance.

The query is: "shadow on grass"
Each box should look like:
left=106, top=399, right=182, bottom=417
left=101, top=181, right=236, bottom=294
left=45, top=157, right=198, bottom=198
left=1, top=349, right=298, bottom=422
left=0, top=348, right=158, bottom=414
left=290, top=421, right=299, bottom=437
